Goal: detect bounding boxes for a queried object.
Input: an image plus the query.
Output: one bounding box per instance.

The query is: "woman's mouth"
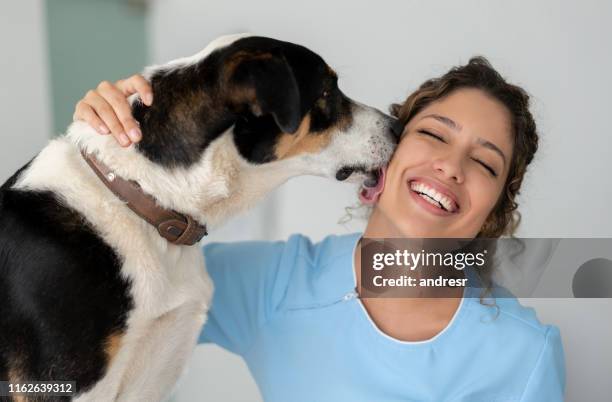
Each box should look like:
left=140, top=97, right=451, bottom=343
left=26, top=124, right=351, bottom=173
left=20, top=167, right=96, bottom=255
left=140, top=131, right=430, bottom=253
left=408, top=179, right=460, bottom=216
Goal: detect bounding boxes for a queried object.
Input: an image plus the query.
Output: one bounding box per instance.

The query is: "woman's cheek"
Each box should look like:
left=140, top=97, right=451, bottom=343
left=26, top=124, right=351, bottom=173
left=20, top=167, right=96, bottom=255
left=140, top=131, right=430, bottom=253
left=382, top=141, right=431, bottom=203
left=393, top=137, right=433, bottom=166
left=468, top=174, right=503, bottom=226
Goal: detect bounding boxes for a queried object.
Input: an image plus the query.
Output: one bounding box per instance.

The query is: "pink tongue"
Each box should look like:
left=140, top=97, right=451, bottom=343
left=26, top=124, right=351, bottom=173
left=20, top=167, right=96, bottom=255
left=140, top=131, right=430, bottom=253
left=359, top=166, right=386, bottom=205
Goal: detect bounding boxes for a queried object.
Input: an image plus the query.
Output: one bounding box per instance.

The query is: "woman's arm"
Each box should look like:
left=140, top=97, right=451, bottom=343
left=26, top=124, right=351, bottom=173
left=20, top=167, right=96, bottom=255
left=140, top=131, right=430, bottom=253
left=199, top=239, right=292, bottom=354
left=73, top=74, right=153, bottom=147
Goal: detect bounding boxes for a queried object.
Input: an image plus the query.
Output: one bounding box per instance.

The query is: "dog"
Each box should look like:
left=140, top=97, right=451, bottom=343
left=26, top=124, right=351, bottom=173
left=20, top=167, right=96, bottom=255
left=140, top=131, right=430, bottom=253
left=0, top=34, right=399, bottom=401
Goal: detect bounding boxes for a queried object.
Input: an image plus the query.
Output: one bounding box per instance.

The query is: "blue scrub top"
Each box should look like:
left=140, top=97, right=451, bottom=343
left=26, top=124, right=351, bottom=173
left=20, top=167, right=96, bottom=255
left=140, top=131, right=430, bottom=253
left=199, top=233, right=565, bottom=402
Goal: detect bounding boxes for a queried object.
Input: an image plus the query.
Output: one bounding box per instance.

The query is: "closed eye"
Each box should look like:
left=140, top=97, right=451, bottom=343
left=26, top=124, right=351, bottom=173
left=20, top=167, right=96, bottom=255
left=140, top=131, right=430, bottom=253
left=418, top=129, right=446, bottom=143
left=419, top=129, right=498, bottom=177
left=473, top=158, right=498, bottom=177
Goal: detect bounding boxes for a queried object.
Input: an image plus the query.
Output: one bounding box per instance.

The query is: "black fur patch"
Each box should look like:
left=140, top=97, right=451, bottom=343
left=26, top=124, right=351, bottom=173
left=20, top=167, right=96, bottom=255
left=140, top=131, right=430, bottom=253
left=132, top=36, right=353, bottom=166
left=0, top=165, right=133, bottom=397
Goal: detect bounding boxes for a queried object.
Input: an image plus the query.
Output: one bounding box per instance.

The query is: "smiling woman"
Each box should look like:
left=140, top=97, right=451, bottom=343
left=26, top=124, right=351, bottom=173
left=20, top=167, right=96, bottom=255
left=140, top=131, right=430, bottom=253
left=374, top=87, right=514, bottom=237
left=378, top=57, right=538, bottom=239
left=353, top=57, right=544, bottom=348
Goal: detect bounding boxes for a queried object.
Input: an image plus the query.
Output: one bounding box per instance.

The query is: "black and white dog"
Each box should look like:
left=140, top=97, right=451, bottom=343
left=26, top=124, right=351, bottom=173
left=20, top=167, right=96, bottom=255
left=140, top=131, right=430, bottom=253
left=0, top=34, right=397, bottom=401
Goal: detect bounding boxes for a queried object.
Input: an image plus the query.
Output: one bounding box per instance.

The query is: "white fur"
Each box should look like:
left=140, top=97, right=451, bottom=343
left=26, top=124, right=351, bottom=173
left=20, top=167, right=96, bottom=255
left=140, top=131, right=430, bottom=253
left=291, top=101, right=397, bottom=182
left=10, top=33, right=396, bottom=401
left=143, top=33, right=253, bottom=80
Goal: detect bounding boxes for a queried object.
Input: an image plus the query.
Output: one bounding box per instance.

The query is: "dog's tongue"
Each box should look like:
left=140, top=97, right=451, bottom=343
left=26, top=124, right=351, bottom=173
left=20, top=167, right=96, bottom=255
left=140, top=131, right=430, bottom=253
left=359, top=166, right=386, bottom=205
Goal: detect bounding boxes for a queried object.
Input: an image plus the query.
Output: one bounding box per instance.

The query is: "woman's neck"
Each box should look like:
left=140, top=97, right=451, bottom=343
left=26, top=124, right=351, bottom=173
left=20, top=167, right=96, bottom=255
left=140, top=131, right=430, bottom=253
left=354, top=206, right=464, bottom=342
left=362, top=206, right=405, bottom=239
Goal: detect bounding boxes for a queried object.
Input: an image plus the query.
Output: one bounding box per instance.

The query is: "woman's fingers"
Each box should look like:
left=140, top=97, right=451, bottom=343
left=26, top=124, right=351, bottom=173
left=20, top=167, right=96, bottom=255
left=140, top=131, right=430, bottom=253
left=73, top=101, right=110, bottom=135
left=73, top=74, right=153, bottom=147
left=116, top=74, right=153, bottom=106
left=83, top=88, right=132, bottom=147
left=95, top=80, right=142, bottom=144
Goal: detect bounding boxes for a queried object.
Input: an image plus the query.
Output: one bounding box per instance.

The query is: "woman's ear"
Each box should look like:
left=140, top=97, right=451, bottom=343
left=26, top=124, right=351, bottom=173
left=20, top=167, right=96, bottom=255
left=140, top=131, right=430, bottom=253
left=228, top=50, right=302, bottom=133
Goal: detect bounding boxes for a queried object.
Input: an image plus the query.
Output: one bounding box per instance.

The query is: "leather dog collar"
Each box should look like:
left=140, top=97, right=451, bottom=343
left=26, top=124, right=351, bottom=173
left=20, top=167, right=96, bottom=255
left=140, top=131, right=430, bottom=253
left=81, top=150, right=208, bottom=246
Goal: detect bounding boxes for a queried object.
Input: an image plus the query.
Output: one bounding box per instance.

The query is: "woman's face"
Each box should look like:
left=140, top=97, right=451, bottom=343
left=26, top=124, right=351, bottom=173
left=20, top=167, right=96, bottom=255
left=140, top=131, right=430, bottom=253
left=370, top=88, right=514, bottom=238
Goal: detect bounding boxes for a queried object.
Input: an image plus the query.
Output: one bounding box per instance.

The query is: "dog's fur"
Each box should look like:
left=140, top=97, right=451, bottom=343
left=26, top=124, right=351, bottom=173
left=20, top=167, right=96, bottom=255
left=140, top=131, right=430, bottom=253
left=0, top=34, right=397, bottom=401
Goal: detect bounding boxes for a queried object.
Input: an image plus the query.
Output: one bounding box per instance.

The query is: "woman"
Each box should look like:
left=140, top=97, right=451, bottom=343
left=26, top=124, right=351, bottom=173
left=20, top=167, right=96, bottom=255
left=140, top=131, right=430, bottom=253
left=74, top=57, right=565, bottom=401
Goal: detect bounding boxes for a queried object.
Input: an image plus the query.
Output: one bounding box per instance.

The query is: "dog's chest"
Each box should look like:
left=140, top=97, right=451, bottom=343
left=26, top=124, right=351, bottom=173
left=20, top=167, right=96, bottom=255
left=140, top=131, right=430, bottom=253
left=120, top=243, right=213, bottom=322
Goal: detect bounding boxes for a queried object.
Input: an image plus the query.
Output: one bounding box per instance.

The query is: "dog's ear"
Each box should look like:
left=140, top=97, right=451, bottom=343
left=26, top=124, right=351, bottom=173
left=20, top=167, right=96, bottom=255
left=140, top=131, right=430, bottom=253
left=229, top=50, right=302, bottom=133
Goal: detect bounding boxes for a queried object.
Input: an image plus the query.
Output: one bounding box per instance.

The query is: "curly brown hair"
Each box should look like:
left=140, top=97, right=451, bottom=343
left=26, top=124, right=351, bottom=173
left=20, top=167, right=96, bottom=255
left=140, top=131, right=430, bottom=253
left=388, top=56, right=539, bottom=238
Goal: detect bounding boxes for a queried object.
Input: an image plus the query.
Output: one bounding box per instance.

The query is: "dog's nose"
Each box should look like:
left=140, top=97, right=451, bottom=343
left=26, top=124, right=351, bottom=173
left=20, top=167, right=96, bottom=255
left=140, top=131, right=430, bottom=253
left=390, top=119, right=404, bottom=141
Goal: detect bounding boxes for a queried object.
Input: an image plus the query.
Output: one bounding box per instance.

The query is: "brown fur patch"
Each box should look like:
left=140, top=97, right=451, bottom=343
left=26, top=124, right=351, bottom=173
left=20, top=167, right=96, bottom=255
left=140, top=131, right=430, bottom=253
left=222, top=51, right=272, bottom=113
left=104, top=331, right=124, bottom=368
left=227, top=86, right=258, bottom=113
left=7, top=365, right=26, bottom=402
left=10, top=393, right=27, bottom=402
left=171, top=90, right=208, bottom=134
left=224, top=50, right=274, bottom=78
left=274, top=114, right=333, bottom=159
left=326, top=65, right=338, bottom=78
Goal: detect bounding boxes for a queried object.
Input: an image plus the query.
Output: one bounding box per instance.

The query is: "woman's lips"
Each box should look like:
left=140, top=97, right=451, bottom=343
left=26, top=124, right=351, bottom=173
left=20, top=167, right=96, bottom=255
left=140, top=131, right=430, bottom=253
left=409, top=177, right=460, bottom=208
left=407, top=179, right=460, bottom=217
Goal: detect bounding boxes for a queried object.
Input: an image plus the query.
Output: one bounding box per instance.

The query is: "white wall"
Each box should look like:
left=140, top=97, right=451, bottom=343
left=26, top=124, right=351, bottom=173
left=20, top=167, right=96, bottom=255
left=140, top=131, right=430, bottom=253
left=150, top=1, right=612, bottom=401
left=0, top=0, right=51, bottom=182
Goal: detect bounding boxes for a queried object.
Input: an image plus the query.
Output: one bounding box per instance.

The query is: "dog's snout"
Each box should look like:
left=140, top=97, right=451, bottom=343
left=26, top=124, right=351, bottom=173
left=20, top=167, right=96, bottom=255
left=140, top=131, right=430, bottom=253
left=390, top=119, right=404, bottom=141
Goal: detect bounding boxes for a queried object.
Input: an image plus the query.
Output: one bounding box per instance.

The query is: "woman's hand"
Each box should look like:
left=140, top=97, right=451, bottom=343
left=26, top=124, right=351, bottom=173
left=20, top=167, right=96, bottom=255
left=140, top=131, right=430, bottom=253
left=73, top=75, right=153, bottom=147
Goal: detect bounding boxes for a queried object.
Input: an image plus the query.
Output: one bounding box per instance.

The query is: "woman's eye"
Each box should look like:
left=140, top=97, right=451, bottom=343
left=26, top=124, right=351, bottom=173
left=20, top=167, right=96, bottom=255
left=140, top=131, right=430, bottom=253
left=473, top=159, right=498, bottom=177
left=418, top=129, right=445, bottom=142
left=416, top=129, right=497, bottom=177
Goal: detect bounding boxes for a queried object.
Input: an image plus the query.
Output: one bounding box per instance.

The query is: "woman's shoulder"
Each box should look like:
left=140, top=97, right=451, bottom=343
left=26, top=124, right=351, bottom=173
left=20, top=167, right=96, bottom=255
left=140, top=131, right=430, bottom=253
left=273, top=232, right=361, bottom=310
left=202, top=232, right=361, bottom=311
left=202, top=232, right=360, bottom=270
left=463, top=292, right=563, bottom=362
left=464, top=296, right=565, bottom=399
left=293, top=232, right=362, bottom=267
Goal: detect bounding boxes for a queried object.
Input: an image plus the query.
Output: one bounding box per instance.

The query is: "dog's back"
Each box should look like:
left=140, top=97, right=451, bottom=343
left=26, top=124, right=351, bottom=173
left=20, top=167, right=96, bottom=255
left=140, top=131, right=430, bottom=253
left=0, top=163, right=133, bottom=397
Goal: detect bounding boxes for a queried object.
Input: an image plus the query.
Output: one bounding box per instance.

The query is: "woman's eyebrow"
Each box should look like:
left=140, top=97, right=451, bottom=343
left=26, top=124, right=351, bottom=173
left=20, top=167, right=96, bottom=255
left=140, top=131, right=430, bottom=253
left=421, top=114, right=462, bottom=131
left=421, top=113, right=506, bottom=165
left=476, top=138, right=506, bottom=165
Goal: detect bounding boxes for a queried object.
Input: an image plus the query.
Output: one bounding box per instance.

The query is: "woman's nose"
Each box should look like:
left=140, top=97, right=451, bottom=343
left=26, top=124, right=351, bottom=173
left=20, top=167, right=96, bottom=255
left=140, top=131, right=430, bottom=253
left=432, top=153, right=465, bottom=184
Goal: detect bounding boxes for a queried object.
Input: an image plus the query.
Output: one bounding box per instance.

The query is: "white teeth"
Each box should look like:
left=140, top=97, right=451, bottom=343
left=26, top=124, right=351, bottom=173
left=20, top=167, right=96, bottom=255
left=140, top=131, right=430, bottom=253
left=419, top=193, right=440, bottom=208
left=410, top=181, right=457, bottom=212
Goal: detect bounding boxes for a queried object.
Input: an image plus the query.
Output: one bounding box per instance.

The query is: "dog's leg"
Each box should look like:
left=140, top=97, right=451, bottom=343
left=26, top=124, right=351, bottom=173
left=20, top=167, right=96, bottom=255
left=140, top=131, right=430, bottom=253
left=115, top=301, right=208, bottom=402
left=72, top=301, right=207, bottom=402
left=72, top=322, right=150, bottom=402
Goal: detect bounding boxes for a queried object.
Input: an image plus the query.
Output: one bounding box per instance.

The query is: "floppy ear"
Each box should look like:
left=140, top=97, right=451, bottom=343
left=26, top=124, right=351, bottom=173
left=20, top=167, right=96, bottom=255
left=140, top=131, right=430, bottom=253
left=230, top=51, right=302, bottom=133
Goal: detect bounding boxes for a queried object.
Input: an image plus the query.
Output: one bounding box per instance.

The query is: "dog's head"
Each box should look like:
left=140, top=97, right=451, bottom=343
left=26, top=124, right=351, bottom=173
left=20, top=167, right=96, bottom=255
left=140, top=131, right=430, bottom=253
left=127, top=34, right=400, bottom=224
left=136, top=34, right=398, bottom=179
